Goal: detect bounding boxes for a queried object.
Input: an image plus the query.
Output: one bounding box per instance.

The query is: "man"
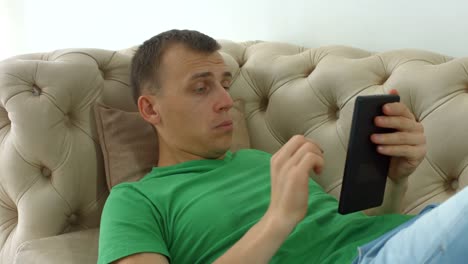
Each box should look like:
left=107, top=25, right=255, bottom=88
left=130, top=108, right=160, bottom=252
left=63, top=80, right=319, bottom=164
left=98, top=30, right=467, bottom=264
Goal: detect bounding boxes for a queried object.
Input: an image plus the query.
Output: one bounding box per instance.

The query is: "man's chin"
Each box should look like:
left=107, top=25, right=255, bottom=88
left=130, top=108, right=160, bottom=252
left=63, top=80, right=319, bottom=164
left=207, top=145, right=231, bottom=160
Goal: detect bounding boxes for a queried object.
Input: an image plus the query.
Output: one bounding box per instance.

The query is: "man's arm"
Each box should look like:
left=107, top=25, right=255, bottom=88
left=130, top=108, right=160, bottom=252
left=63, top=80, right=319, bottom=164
left=112, top=213, right=291, bottom=264
left=112, top=214, right=292, bottom=264
left=111, top=211, right=296, bottom=264
left=113, top=253, right=169, bottom=264
left=98, top=186, right=171, bottom=264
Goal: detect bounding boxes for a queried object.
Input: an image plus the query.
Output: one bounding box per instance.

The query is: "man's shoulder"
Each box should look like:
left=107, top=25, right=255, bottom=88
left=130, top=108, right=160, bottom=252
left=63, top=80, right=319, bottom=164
left=109, top=180, right=148, bottom=200
left=109, top=177, right=155, bottom=202
left=110, top=167, right=160, bottom=193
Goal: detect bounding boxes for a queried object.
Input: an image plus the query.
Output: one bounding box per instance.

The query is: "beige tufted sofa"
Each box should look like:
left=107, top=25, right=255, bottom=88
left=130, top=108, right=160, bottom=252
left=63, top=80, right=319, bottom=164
left=1, top=40, right=468, bottom=263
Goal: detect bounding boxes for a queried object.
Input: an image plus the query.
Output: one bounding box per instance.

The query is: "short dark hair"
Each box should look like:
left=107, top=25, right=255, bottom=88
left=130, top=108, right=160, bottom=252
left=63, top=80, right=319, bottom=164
left=130, top=29, right=221, bottom=103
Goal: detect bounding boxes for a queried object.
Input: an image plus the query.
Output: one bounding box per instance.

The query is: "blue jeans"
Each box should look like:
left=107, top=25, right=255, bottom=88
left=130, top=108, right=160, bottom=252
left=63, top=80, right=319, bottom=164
left=353, top=186, right=468, bottom=264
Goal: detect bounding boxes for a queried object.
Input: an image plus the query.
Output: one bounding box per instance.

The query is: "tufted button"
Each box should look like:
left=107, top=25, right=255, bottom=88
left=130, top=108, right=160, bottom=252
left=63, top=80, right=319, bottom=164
left=306, top=66, right=316, bottom=76
left=99, top=69, right=106, bottom=79
left=0, top=107, right=10, bottom=125
left=380, top=75, right=389, bottom=85
left=259, top=97, right=269, bottom=112
left=329, top=106, right=340, bottom=120
left=68, top=213, right=78, bottom=225
left=32, top=85, right=41, bottom=96
left=41, top=167, right=51, bottom=177
left=450, top=179, right=459, bottom=190
left=238, top=59, right=246, bottom=68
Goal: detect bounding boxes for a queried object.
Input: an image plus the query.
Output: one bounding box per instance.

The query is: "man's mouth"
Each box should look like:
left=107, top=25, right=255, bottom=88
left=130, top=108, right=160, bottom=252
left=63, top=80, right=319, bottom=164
left=215, top=120, right=234, bottom=131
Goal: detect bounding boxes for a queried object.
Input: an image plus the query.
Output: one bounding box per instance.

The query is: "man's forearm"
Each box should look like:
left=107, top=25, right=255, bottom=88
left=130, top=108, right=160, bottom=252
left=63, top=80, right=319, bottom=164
left=213, top=212, right=293, bottom=264
left=365, top=177, right=409, bottom=215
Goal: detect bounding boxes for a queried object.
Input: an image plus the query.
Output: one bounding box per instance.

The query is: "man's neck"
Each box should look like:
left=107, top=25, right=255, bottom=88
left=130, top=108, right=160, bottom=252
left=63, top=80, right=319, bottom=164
left=156, top=139, right=227, bottom=167
left=157, top=149, right=206, bottom=167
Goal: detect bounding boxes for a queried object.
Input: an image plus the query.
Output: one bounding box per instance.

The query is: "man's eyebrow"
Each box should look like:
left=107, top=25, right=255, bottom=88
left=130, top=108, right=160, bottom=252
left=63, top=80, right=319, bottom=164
left=190, top=72, right=212, bottom=80
left=190, top=71, right=232, bottom=80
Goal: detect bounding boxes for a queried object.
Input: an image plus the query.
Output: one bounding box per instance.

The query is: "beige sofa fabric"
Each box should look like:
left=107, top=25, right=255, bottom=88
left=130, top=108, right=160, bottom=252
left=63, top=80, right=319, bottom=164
left=1, top=41, right=467, bottom=263
left=13, top=228, right=98, bottom=264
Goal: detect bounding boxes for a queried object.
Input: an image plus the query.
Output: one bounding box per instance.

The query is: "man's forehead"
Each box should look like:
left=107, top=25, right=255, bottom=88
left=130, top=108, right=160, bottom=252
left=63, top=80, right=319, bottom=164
left=163, top=44, right=226, bottom=70
left=181, top=53, right=228, bottom=77
left=159, top=45, right=227, bottom=83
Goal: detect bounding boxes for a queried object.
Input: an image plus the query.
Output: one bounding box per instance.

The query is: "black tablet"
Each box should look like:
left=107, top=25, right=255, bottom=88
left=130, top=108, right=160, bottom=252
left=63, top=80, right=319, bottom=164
left=338, top=94, right=400, bottom=214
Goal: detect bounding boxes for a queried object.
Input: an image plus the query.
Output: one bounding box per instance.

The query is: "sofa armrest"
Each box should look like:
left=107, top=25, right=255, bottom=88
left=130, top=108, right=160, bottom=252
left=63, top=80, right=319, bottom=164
left=14, top=228, right=99, bottom=264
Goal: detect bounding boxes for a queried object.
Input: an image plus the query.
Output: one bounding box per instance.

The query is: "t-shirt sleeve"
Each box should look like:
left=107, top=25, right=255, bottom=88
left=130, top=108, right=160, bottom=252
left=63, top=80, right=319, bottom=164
left=97, top=184, right=170, bottom=264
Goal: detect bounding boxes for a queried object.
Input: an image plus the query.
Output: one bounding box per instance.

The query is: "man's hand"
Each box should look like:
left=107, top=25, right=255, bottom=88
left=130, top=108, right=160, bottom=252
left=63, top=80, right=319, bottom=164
left=213, top=135, right=324, bottom=264
left=370, top=89, right=427, bottom=184
left=267, top=135, right=325, bottom=231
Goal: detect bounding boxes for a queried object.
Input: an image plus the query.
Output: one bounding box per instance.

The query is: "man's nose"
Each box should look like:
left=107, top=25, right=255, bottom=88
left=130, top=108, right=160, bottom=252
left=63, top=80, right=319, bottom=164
left=214, top=85, right=234, bottom=112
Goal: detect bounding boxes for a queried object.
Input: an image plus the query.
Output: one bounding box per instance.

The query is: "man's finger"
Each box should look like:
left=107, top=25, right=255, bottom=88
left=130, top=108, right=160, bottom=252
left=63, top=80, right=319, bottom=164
left=300, top=137, right=324, bottom=154
left=388, top=88, right=399, bottom=95
left=273, top=135, right=324, bottom=165
left=295, top=152, right=325, bottom=175
left=272, top=135, right=307, bottom=166
left=371, top=131, right=426, bottom=146
left=374, top=115, right=423, bottom=132
left=382, top=102, right=415, bottom=121
left=376, top=144, right=426, bottom=160
left=287, top=141, right=324, bottom=168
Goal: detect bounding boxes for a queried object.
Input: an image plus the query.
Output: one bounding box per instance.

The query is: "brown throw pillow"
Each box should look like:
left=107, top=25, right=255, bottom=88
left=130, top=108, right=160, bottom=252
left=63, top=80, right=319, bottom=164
left=94, top=100, right=251, bottom=190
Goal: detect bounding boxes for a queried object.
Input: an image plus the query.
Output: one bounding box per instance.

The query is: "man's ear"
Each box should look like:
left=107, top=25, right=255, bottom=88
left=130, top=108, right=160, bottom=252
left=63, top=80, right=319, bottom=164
left=137, top=95, right=161, bottom=125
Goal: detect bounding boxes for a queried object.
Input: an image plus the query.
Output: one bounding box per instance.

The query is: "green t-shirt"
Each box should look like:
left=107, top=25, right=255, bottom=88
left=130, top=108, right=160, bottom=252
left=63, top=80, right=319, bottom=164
left=98, top=149, right=413, bottom=264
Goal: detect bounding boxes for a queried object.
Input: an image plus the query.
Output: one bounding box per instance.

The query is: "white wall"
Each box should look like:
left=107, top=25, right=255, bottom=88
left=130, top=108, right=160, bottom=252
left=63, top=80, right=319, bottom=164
left=0, top=0, right=25, bottom=60
left=1, top=0, right=468, bottom=60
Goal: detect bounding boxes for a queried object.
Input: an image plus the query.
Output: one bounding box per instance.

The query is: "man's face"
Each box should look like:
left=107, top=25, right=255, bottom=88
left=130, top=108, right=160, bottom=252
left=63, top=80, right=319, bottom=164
left=150, top=44, right=234, bottom=159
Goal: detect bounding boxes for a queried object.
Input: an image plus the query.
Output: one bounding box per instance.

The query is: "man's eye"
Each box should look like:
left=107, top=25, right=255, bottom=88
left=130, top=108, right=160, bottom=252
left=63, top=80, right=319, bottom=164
left=194, top=87, right=207, bottom=94
left=223, top=81, right=232, bottom=90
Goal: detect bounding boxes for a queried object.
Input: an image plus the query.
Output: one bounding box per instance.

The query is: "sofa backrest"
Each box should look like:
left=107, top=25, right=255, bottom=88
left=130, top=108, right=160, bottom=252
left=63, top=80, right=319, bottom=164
left=1, top=40, right=467, bottom=262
